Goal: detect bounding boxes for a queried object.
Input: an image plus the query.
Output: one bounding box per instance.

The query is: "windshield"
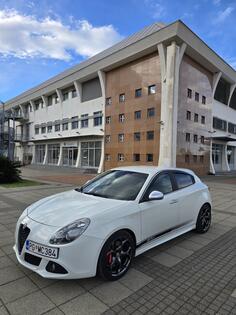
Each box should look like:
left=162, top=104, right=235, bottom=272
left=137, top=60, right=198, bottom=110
left=80, top=170, right=148, bottom=201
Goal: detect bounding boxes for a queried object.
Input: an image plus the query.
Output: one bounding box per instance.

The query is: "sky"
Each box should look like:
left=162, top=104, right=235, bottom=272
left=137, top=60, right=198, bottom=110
left=0, top=0, right=235, bottom=102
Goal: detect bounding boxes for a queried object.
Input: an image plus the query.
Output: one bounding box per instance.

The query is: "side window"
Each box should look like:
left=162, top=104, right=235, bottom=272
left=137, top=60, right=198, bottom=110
left=146, top=173, right=173, bottom=197
left=174, top=173, right=194, bottom=189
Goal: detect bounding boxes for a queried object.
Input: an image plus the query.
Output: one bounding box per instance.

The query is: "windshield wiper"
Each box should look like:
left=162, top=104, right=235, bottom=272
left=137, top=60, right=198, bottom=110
left=75, top=186, right=83, bottom=192
left=83, top=191, right=108, bottom=198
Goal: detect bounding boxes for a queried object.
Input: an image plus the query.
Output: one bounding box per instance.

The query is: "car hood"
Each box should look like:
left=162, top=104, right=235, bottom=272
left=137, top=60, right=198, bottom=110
left=27, top=189, right=124, bottom=227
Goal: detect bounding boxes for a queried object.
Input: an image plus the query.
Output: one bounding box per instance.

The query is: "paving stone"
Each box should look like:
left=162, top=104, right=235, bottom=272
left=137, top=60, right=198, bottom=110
left=231, top=289, right=236, bottom=298
left=0, top=306, right=9, bottom=315
left=0, top=266, right=24, bottom=285
left=165, top=246, right=194, bottom=259
left=151, top=252, right=182, bottom=267
left=0, top=277, right=38, bottom=303
left=29, top=272, right=57, bottom=288
left=119, top=268, right=153, bottom=292
left=91, top=281, right=132, bottom=306
left=59, top=292, right=108, bottom=315
left=0, top=255, right=15, bottom=269
left=43, top=308, right=64, bottom=315
left=43, top=280, right=85, bottom=305
left=176, top=240, right=203, bottom=251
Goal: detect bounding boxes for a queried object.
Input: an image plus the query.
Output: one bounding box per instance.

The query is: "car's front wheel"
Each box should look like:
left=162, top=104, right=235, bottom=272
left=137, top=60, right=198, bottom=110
left=97, top=230, right=135, bottom=281
left=196, top=203, right=211, bottom=233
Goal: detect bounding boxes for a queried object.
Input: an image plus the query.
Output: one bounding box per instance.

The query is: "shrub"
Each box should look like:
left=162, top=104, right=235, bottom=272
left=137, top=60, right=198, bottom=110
left=0, top=155, right=21, bottom=183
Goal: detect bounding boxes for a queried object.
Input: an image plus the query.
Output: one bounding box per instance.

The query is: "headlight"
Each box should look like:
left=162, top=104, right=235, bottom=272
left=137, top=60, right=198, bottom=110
left=49, top=218, right=90, bottom=245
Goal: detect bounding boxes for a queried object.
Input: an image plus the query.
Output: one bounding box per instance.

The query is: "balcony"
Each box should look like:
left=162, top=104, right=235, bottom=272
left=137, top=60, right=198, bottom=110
left=14, top=134, right=30, bottom=142
left=14, top=112, right=29, bottom=122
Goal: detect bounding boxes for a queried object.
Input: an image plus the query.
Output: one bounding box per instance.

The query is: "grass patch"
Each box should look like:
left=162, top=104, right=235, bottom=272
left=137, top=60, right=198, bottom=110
left=0, top=179, right=43, bottom=188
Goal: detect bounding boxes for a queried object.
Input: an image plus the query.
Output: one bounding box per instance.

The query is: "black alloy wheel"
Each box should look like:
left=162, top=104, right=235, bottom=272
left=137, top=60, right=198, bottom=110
left=98, top=231, right=135, bottom=281
left=196, top=203, right=211, bottom=233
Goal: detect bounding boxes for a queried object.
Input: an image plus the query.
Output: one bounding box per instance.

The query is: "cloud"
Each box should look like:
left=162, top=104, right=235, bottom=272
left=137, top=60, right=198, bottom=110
left=145, top=0, right=166, bottom=19
left=215, top=6, right=234, bottom=23
left=0, top=9, right=123, bottom=61
left=213, top=0, right=221, bottom=6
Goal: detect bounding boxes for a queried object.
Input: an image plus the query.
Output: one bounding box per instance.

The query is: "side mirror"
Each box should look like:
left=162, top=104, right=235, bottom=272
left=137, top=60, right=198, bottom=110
left=148, top=191, right=164, bottom=201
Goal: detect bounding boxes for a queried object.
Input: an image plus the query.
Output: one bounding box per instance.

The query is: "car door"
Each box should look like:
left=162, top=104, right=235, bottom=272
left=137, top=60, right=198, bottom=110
left=138, top=172, right=180, bottom=242
left=171, top=171, right=197, bottom=226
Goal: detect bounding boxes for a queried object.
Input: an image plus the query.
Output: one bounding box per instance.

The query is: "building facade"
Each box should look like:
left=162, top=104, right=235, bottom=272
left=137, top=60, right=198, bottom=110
left=4, top=20, right=236, bottom=175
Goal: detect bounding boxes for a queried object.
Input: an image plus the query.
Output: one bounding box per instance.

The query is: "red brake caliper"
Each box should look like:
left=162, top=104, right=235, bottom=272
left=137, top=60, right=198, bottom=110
left=106, top=251, right=112, bottom=265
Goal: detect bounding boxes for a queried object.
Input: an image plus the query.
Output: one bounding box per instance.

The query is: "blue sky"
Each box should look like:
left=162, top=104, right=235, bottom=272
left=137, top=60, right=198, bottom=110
left=0, top=0, right=235, bottom=102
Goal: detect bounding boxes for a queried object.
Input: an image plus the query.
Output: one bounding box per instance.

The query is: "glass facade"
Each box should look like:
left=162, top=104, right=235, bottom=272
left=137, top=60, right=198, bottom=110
left=62, top=147, right=78, bottom=166
left=81, top=141, right=101, bottom=168
left=48, top=144, right=60, bottom=164
left=35, top=145, right=45, bottom=164
left=212, top=144, right=223, bottom=172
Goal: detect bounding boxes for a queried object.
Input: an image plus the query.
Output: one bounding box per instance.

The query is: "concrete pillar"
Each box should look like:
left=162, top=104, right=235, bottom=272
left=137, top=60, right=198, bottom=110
left=157, top=41, right=186, bottom=167
left=98, top=70, right=106, bottom=173
left=209, top=140, right=215, bottom=174
left=57, top=143, right=63, bottom=166
left=74, top=81, right=82, bottom=103
left=56, top=89, right=63, bottom=103
left=75, top=141, right=81, bottom=168
left=222, top=144, right=230, bottom=171
left=41, top=95, right=48, bottom=108
left=43, top=144, right=48, bottom=165
left=31, top=144, right=36, bottom=164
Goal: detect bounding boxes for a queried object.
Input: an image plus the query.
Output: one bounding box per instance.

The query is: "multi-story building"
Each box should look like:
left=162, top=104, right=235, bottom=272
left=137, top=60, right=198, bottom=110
left=4, top=20, right=236, bottom=175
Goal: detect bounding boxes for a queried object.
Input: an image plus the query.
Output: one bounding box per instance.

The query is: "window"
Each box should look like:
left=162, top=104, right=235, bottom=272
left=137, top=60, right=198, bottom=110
left=228, top=122, right=236, bottom=134
left=187, top=88, right=192, bottom=98
left=63, top=92, right=69, bottom=101
left=119, top=113, right=125, bottom=123
left=200, top=136, right=205, bottom=144
left=186, top=111, right=191, bottom=120
left=105, top=154, right=111, bottom=161
left=135, top=88, right=142, bottom=98
left=201, top=116, right=205, bottom=124
left=106, top=116, right=111, bottom=124
left=147, top=131, right=154, bottom=140
left=193, top=134, right=198, bottom=143
left=213, top=117, right=227, bottom=131
left=200, top=156, right=204, bottom=163
left=146, top=173, right=173, bottom=195
left=48, top=144, right=60, bottom=165
left=72, top=89, right=77, bottom=98
left=62, top=122, right=68, bottom=131
left=185, top=154, right=190, bottom=163
left=202, top=96, right=206, bottom=104
left=119, top=93, right=125, bottom=103
left=106, top=97, right=112, bottom=105
left=41, top=127, right=46, bottom=134
left=193, top=155, right=197, bottom=163
left=105, top=135, right=111, bottom=143
left=147, top=107, right=155, bottom=117
left=55, top=124, right=60, bottom=132
left=35, top=127, right=39, bottom=135
left=35, top=102, right=40, bottom=110
left=186, top=133, right=190, bottom=142
left=133, top=154, right=140, bottom=161
left=81, top=141, right=101, bottom=168
left=134, top=110, right=141, bottom=119
left=35, top=144, right=45, bottom=164
left=47, top=125, right=52, bottom=133
left=174, top=172, right=194, bottom=189
left=118, top=153, right=124, bottom=161
left=195, top=92, right=199, bottom=102
left=94, top=111, right=102, bottom=126
left=148, top=85, right=156, bottom=95
left=194, top=113, right=199, bottom=122
left=71, top=118, right=79, bottom=129
left=134, top=132, right=141, bottom=141
left=81, top=114, right=89, bottom=128
left=146, top=154, right=153, bottom=162
left=48, top=96, right=53, bottom=106
left=118, top=134, right=124, bottom=142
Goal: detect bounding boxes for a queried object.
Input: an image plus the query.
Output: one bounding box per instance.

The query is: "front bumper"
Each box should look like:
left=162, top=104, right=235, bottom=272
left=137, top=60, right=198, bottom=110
left=14, top=215, right=103, bottom=279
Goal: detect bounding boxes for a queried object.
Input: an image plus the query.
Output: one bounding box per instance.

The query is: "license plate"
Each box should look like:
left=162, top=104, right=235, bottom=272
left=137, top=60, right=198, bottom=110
left=25, top=240, right=59, bottom=259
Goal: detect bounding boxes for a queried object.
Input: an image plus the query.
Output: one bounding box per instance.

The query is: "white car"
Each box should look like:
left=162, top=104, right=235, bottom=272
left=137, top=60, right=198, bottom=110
left=14, top=166, right=211, bottom=281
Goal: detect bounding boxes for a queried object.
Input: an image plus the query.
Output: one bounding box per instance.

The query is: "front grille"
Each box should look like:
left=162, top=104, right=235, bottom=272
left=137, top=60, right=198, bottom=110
left=18, top=224, right=30, bottom=254
left=46, top=261, right=68, bottom=274
left=24, top=253, right=41, bottom=266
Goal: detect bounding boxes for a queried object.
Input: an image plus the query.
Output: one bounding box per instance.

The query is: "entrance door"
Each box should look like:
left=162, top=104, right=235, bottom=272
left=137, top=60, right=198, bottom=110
left=212, top=144, right=223, bottom=172
left=63, top=147, right=78, bottom=167
left=227, top=146, right=235, bottom=170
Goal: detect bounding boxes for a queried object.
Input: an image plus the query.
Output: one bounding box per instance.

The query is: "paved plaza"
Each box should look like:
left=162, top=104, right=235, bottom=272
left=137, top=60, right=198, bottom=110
left=0, top=174, right=236, bottom=314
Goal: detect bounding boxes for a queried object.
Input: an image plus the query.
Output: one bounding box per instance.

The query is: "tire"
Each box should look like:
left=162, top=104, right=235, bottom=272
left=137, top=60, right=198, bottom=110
left=97, top=230, right=135, bottom=281
left=196, top=203, right=211, bottom=233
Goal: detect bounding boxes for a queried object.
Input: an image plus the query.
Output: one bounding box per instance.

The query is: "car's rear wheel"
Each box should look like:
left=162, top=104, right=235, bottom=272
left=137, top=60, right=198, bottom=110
left=97, top=230, right=135, bottom=281
left=196, top=203, right=211, bottom=233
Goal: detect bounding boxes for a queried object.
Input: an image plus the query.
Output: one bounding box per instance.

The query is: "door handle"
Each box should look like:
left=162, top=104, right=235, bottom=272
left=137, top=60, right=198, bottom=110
left=170, top=199, right=178, bottom=204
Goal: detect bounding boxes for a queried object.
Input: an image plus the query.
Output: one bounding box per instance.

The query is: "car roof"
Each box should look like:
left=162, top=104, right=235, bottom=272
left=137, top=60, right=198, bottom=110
left=112, top=166, right=196, bottom=177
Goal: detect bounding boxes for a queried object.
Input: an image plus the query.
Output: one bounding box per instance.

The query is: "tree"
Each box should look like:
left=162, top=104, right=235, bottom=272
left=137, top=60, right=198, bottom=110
left=0, top=155, right=21, bottom=183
